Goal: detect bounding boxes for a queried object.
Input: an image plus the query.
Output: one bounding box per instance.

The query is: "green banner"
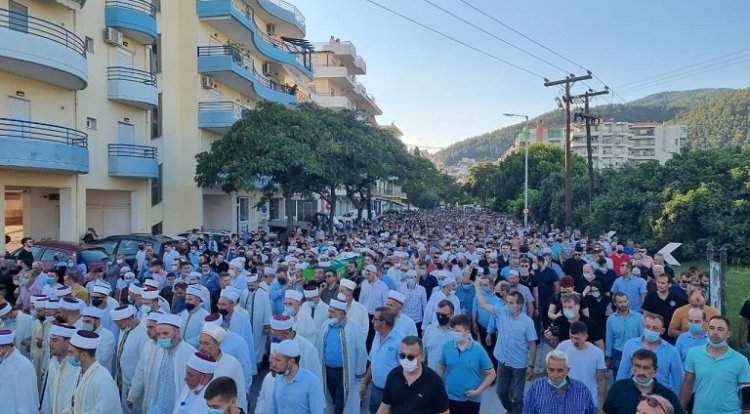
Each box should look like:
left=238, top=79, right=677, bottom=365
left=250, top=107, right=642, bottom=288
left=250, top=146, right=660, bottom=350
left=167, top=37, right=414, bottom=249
left=548, top=128, right=563, bottom=138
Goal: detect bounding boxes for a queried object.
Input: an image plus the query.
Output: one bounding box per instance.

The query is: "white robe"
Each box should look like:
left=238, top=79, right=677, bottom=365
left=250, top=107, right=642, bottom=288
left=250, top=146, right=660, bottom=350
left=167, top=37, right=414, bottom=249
left=127, top=340, right=160, bottom=414
left=178, top=307, right=209, bottom=348
left=115, top=322, right=149, bottom=413
left=293, top=307, right=318, bottom=345
left=316, top=319, right=368, bottom=414
left=0, top=348, right=38, bottom=414
left=254, top=372, right=275, bottom=414
left=213, top=352, right=247, bottom=409
left=147, top=341, right=197, bottom=412
left=11, top=311, right=34, bottom=358
left=294, top=334, right=324, bottom=400
left=62, top=361, right=123, bottom=414
left=172, top=385, right=208, bottom=414
left=41, top=356, right=81, bottom=414
left=238, top=287, right=273, bottom=363
left=302, top=300, right=330, bottom=331
left=224, top=309, right=255, bottom=360
left=221, top=330, right=255, bottom=393
left=30, top=317, right=48, bottom=391
left=95, top=326, right=116, bottom=374
left=345, top=300, right=369, bottom=340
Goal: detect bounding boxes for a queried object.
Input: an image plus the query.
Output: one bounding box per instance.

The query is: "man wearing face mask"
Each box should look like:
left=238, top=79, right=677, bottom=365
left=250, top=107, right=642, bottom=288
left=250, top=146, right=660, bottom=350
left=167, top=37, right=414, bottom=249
left=283, top=289, right=318, bottom=344
left=421, top=277, right=460, bottom=333
left=268, top=314, right=322, bottom=391
left=174, top=352, right=216, bottom=414
left=81, top=306, right=115, bottom=373
left=179, top=286, right=210, bottom=348
left=399, top=269, right=427, bottom=334
left=674, top=308, right=708, bottom=363
left=199, top=324, right=248, bottom=409
left=128, top=311, right=163, bottom=414
left=58, top=296, right=84, bottom=329
left=238, top=274, right=271, bottom=366
left=603, top=349, right=683, bottom=414
left=147, top=314, right=197, bottom=414
left=269, top=339, right=325, bottom=414
left=30, top=296, right=50, bottom=389
left=317, top=297, right=367, bottom=414
left=377, top=336, right=449, bottom=414
left=472, top=277, right=499, bottom=366
left=616, top=314, right=683, bottom=395
left=111, top=304, right=149, bottom=413
left=0, top=328, right=38, bottom=413
left=574, top=264, right=601, bottom=294
left=523, top=350, right=596, bottom=414
left=338, top=280, right=369, bottom=340
left=217, top=288, right=255, bottom=359
left=41, top=323, right=79, bottom=414
left=0, top=301, right=33, bottom=357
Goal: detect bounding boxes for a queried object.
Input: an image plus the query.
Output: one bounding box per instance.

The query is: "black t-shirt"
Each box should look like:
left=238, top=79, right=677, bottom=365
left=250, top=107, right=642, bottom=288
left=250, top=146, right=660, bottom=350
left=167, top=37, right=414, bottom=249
left=552, top=314, right=603, bottom=344
left=584, top=294, right=613, bottom=338
left=17, top=248, right=34, bottom=269
left=740, top=300, right=750, bottom=342
left=382, top=366, right=450, bottom=414
left=563, top=257, right=585, bottom=280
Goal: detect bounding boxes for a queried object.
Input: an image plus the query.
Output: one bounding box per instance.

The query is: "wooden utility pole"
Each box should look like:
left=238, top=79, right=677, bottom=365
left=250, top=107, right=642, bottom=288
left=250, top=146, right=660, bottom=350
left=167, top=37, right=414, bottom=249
left=574, top=88, right=609, bottom=203
left=544, top=73, right=592, bottom=227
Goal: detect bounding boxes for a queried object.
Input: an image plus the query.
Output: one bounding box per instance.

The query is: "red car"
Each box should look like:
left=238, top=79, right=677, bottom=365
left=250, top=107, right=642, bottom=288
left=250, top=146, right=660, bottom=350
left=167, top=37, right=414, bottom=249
left=5, top=241, right=110, bottom=272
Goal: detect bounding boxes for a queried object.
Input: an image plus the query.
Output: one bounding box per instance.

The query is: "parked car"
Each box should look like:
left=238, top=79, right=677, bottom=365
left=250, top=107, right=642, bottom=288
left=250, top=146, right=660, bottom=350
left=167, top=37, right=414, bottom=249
left=92, top=234, right=178, bottom=264
left=336, top=209, right=371, bottom=223
left=4, top=241, right=109, bottom=272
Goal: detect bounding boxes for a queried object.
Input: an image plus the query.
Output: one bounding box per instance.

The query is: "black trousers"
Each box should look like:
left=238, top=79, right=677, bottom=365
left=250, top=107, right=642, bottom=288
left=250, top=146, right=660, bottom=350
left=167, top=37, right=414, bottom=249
left=325, top=366, right=345, bottom=414
left=477, top=323, right=497, bottom=367
left=449, top=399, right=480, bottom=414
left=366, top=314, right=375, bottom=352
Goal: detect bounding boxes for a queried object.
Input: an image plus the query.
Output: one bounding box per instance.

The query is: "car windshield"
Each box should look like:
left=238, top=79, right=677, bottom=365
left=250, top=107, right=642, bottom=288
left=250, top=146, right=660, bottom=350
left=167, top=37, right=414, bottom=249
left=78, top=249, right=109, bottom=263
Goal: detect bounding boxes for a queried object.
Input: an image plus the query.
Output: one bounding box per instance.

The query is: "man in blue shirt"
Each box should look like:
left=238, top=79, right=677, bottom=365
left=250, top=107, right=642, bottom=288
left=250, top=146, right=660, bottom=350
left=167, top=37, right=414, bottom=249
left=436, top=314, right=495, bottom=414
left=269, top=339, right=325, bottom=414
left=605, top=292, right=644, bottom=375
left=472, top=276, right=499, bottom=366
left=610, top=263, right=647, bottom=312
left=523, top=350, right=597, bottom=414
left=674, top=307, right=708, bottom=362
left=359, top=307, right=404, bottom=414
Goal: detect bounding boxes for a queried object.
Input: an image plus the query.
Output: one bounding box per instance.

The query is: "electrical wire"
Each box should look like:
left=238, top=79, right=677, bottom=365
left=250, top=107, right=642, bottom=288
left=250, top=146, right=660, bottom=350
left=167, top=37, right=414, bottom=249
left=619, top=55, right=750, bottom=94
left=362, top=0, right=547, bottom=79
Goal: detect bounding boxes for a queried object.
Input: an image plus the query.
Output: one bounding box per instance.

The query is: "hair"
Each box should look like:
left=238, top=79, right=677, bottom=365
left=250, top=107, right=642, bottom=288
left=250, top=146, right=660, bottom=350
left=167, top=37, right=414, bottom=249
left=545, top=349, right=569, bottom=367
left=449, top=314, right=471, bottom=330
left=151, top=259, right=164, bottom=268
left=709, top=315, right=731, bottom=329
left=437, top=299, right=454, bottom=313
left=632, top=349, right=658, bottom=369
left=74, top=347, right=97, bottom=358
left=401, top=335, right=423, bottom=352
left=174, top=281, right=188, bottom=291
left=612, top=292, right=628, bottom=302
left=507, top=291, right=524, bottom=306
left=645, top=395, right=674, bottom=414
left=570, top=320, right=588, bottom=335
left=644, top=313, right=665, bottom=327
left=21, top=237, right=32, bottom=245
left=375, top=306, right=395, bottom=327
left=561, top=292, right=580, bottom=306
left=204, top=376, right=237, bottom=402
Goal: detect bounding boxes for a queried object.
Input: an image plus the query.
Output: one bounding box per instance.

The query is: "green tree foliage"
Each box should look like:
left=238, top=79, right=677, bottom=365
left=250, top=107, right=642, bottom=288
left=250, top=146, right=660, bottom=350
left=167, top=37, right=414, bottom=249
left=675, top=88, right=750, bottom=150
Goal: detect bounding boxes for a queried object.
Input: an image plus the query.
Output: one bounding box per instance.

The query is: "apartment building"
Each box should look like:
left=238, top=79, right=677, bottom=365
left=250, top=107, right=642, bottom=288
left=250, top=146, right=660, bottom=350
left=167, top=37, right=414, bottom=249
left=0, top=0, right=313, bottom=251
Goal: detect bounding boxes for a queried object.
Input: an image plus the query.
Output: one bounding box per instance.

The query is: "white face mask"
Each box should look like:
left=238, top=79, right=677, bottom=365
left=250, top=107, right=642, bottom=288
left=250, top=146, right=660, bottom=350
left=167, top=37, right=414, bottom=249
left=399, top=357, right=419, bottom=373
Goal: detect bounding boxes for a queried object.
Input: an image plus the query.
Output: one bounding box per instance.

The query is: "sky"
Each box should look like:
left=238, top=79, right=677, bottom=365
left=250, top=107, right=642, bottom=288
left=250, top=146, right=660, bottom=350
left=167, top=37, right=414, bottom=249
left=293, top=0, right=750, bottom=151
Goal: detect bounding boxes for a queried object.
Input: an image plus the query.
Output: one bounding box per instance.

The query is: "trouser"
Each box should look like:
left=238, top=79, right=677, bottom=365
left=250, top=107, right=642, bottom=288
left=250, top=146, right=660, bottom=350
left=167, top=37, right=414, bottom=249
left=325, top=367, right=345, bottom=414
left=415, top=321, right=423, bottom=337
left=477, top=323, right=497, bottom=368
left=497, top=362, right=526, bottom=414
left=368, top=385, right=384, bottom=414
left=611, top=349, right=623, bottom=377
left=366, top=314, right=375, bottom=352
left=449, top=399, right=480, bottom=414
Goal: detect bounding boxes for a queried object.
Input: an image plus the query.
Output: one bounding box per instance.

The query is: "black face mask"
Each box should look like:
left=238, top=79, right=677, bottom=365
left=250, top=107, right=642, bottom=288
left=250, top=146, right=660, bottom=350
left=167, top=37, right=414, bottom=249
left=185, top=303, right=196, bottom=312
left=37, top=315, right=46, bottom=322
left=436, top=313, right=450, bottom=326
left=495, top=292, right=503, bottom=299
left=278, top=278, right=287, bottom=285
left=91, top=298, right=104, bottom=308
left=218, top=308, right=229, bottom=317
left=55, top=315, right=67, bottom=324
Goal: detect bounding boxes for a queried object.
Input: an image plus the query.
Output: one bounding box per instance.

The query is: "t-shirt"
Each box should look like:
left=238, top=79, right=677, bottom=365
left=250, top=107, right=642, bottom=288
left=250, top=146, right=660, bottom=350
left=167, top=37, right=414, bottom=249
left=533, top=267, right=559, bottom=304
left=685, top=345, right=750, bottom=414
left=740, top=300, right=750, bottom=342
left=552, top=315, right=603, bottom=344
left=440, top=340, right=493, bottom=402
left=382, top=366, right=450, bottom=414
left=557, top=340, right=606, bottom=407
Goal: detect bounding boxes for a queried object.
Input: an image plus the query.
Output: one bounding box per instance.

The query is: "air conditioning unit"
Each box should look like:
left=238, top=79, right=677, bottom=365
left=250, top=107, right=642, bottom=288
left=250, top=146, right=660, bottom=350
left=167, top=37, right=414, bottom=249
left=201, top=76, right=215, bottom=89
left=262, top=62, right=272, bottom=76
left=104, top=27, right=123, bottom=45
left=266, top=23, right=276, bottom=36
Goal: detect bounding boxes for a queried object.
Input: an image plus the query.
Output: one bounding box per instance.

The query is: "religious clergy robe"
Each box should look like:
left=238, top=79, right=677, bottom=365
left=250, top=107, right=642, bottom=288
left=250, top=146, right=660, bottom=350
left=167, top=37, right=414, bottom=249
left=254, top=372, right=275, bottom=414
left=146, top=341, right=196, bottom=413
left=115, top=322, right=149, bottom=413
left=294, top=333, right=324, bottom=399
left=224, top=309, right=255, bottom=360
left=172, top=384, right=209, bottom=414
left=221, top=330, right=256, bottom=394
left=95, top=325, right=116, bottom=374
left=0, top=348, right=38, bottom=414
left=213, top=352, right=247, bottom=409
left=394, top=313, right=418, bottom=337
left=239, top=287, right=273, bottom=363
left=127, top=340, right=160, bottom=414
left=293, top=307, right=318, bottom=345
left=41, top=356, right=80, bottom=414
left=31, top=317, right=49, bottom=391
left=62, top=361, right=123, bottom=414
left=317, top=319, right=368, bottom=414
left=178, top=307, right=209, bottom=348
left=345, top=300, right=369, bottom=340
left=11, top=310, right=34, bottom=358
left=302, top=300, right=330, bottom=330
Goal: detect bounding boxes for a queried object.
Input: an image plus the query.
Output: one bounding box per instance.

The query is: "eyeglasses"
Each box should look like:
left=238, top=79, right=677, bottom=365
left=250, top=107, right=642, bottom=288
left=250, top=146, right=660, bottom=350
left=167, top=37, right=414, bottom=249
left=398, top=353, right=421, bottom=361
left=638, top=395, right=667, bottom=414
left=520, top=265, right=529, bottom=268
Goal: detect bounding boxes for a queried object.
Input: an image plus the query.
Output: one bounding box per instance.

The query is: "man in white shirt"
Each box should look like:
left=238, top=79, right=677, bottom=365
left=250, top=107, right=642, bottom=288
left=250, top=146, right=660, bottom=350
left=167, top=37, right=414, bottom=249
left=173, top=352, right=216, bottom=414
left=62, top=330, right=122, bottom=414
left=283, top=289, right=318, bottom=344
left=81, top=306, right=116, bottom=373
left=111, top=304, right=149, bottom=413
left=41, top=323, right=79, bottom=414
left=301, top=285, right=330, bottom=330
left=556, top=321, right=606, bottom=409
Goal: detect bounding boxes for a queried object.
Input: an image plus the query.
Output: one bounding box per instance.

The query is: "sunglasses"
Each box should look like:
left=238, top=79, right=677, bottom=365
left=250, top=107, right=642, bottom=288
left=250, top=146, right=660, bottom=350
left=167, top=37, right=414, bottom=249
left=398, top=353, right=420, bottom=361
left=639, top=395, right=667, bottom=414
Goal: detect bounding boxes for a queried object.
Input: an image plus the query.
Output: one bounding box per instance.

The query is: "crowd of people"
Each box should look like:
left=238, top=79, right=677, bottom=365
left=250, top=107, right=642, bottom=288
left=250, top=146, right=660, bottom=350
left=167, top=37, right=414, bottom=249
left=1, top=209, right=749, bottom=414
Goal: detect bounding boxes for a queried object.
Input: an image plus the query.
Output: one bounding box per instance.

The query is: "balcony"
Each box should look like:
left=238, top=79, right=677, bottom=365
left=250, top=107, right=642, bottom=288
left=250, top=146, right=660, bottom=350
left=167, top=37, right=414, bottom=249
left=255, top=0, right=306, bottom=36
left=107, top=66, right=158, bottom=109
left=0, top=8, right=87, bottom=90
left=53, top=0, right=86, bottom=10
left=198, top=101, right=251, bottom=134
left=316, top=41, right=366, bottom=75
left=197, top=45, right=297, bottom=105
left=105, top=0, right=157, bottom=45
left=312, top=65, right=357, bottom=89
left=311, top=94, right=354, bottom=111
left=108, top=144, right=158, bottom=178
left=0, top=118, right=88, bottom=174
left=196, top=0, right=312, bottom=80
left=349, top=82, right=382, bottom=116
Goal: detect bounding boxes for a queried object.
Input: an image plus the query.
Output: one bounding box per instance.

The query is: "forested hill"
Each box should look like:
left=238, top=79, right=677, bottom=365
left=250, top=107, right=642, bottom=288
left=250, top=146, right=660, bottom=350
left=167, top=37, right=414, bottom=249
left=436, top=88, right=743, bottom=166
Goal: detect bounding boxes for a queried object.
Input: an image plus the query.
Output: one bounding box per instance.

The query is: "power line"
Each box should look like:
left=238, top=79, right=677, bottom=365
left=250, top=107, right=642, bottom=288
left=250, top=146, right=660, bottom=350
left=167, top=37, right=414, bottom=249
left=420, top=0, right=569, bottom=75
left=619, top=55, right=750, bottom=94
left=362, top=0, right=547, bottom=79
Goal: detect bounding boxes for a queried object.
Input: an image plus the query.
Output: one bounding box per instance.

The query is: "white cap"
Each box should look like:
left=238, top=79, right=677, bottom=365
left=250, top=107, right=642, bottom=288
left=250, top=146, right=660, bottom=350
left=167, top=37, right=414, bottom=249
left=303, top=287, right=319, bottom=299
left=49, top=323, right=76, bottom=338
left=146, top=311, right=164, bottom=322
left=201, top=323, right=227, bottom=343
left=156, top=313, right=181, bottom=328
left=110, top=305, right=136, bottom=321
left=204, top=313, right=223, bottom=326
left=220, top=288, right=240, bottom=303
left=129, top=285, right=143, bottom=296
left=0, top=303, right=10, bottom=318
left=365, top=264, right=377, bottom=273
left=340, top=279, right=356, bottom=291
left=284, top=290, right=303, bottom=303
left=70, top=330, right=100, bottom=350
left=56, top=286, right=72, bottom=296
left=273, top=339, right=300, bottom=357
left=30, top=295, right=48, bottom=306
left=60, top=298, right=82, bottom=312
left=92, top=285, right=111, bottom=296
left=143, top=279, right=160, bottom=289
left=388, top=290, right=406, bottom=304
left=187, top=352, right=217, bottom=374
left=245, top=274, right=259, bottom=283
left=186, top=285, right=203, bottom=299
left=45, top=300, right=60, bottom=310
left=405, top=269, right=417, bottom=277
left=269, top=314, right=295, bottom=330
left=229, top=258, right=245, bottom=269
left=141, top=289, right=159, bottom=300
left=330, top=299, right=347, bottom=312
left=82, top=306, right=104, bottom=319
left=0, top=330, right=15, bottom=345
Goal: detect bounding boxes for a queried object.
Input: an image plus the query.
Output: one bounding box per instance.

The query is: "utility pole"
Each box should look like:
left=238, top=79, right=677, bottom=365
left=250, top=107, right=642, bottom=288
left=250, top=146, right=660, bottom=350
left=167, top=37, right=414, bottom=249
left=573, top=88, right=609, bottom=203
left=544, top=73, right=592, bottom=227
left=503, top=113, right=529, bottom=227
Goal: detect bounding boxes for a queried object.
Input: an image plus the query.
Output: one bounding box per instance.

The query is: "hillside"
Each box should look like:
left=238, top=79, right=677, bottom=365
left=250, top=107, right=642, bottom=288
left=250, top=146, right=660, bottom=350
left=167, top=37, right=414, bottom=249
left=436, top=88, right=741, bottom=166
left=675, top=88, right=750, bottom=150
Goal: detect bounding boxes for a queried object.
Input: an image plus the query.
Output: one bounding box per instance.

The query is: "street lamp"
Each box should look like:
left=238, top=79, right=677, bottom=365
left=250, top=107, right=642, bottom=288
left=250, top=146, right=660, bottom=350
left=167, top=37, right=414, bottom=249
left=503, top=113, right=530, bottom=227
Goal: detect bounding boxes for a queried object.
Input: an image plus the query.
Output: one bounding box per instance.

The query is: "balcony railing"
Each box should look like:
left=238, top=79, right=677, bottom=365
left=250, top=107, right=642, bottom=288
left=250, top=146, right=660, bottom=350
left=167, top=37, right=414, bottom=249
left=107, top=66, right=157, bottom=86
left=108, top=143, right=157, bottom=158
left=105, top=0, right=156, bottom=17
left=0, top=117, right=87, bottom=147
left=198, top=101, right=250, bottom=118
left=0, top=7, right=86, bottom=56
left=267, top=0, right=305, bottom=28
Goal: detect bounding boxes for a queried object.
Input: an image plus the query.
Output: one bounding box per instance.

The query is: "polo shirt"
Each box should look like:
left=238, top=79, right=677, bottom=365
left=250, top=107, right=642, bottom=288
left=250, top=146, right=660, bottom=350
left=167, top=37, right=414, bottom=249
left=604, top=310, right=644, bottom=357
left=616, top=338, right=684, bottom=395
left=270, top=368, right=325, bottom=414
left=369, top=328, right=405, bottom=388
left=440, top=339, right=493, bottom=402
left=669, top=305, right=719, bottom=334
left=472, top=292, right=499, bottom=331
left=493, top=303, right=537, bottom=369
left=533, top=267, right=559, bottom=304
left=674, top=331, right=708, bottom=362
left=556, top=340, right=606, bottom=407
left=685, top=344, right=750, bottom=414
left=523, top=377, right=597, bottom=414
left=602, top=378, right=683, bottom=414
left=324, top=324, right=344, bottom=368
left=381, top=366, right=450, bottom=414
left=610, top=276, right=647, bottom=312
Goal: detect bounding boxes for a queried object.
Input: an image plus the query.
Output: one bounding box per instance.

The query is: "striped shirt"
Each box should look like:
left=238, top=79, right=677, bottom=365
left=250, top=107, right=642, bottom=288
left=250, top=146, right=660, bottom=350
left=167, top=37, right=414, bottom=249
left=522, top=377, right=597, bottom=414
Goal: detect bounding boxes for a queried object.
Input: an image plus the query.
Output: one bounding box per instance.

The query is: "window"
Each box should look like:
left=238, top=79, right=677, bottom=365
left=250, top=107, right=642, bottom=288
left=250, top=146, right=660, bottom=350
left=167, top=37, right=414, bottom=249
left=238, top=197, right=249, bottom=222
left=269, top=199, right=280, bottom=220
left=8, top=1, right=28, bottom=33
left=78, top=250, right=110, bottom=264
left=294, top=200, right=316, bottom=222
left=151, top=164, right=163, bottom=206
left=85, top=36, right=94, bottom=54
left=151, top=222, right=163, bottom=236
left=93, top=240, right=119, bottom=256
left=150, top=35, right=162, bottom=74
left=86, top=117, right=97, bottom=130
left=151, top=93, right=162, bottom=139
left=117, top=239, right=142, bottom=256
left=40, top=248, right=59, bottom=262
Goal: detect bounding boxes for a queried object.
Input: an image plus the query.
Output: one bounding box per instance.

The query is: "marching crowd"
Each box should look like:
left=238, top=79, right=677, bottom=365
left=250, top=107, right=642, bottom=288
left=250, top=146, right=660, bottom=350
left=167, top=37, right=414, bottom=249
left=1, top=209, right=749, bottom=414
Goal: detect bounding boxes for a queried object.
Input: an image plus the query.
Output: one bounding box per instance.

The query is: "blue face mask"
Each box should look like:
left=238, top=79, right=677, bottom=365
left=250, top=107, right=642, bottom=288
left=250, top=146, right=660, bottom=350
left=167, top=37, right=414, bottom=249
left=489, top=268, right=498, bottom=275
left=158, top=338, right=173, bottom=349
left=590, top=291, right=601, bottom=298
left=688, top=322, right=703, bottom=335
left=451, top=331, right=464, bottom=343
left=506, top=302, right=516, bottom=314
left=46, top=277, right=56, bottom=286
left=207, top=409, right=224, bottom=414
left=283, top=306, right=296, bottom=316
left=19, top=277, right=29, bottom=287
left=632, top=375, right=654, bottom=387
left=124, top=280, right=133, bottom=287
left=709, top=339, right=727, bottom=348
left=547, top=378, right=567, bottom=389
left=481, top=287, right=490, bottom=295
left=562, top=309, right=576, bottom=319
left=643, top=329, right=661, bottom=343
left=67, top=356, right=81, bottom=367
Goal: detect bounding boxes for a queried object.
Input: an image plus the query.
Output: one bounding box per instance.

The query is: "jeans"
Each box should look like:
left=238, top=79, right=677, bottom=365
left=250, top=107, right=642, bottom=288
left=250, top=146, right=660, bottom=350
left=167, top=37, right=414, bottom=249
left=477, top=323, right=497, bottom=367
left=368, top=385, right=384, bottom=414
left=611, top=349, right=623, bottom=377
left=497, top=362, right=526, bottom=414
left=326, top=367, right=345, bottom=414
